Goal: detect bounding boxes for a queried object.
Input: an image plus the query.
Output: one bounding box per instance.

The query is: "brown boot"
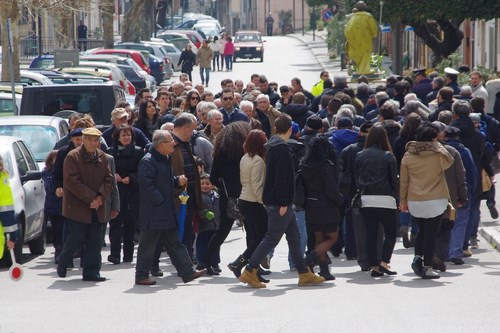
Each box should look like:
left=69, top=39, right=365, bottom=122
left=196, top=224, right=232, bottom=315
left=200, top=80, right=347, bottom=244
left=239, top=267, right=266, bottom=288
left=298, top=268, right=326, bottom=286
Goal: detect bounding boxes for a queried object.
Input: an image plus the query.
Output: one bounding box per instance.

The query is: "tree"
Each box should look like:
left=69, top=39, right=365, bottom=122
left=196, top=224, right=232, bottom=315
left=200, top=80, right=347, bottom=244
left=101, top=0, right=114, bottom=48
left=0, top=0, right=21, bottom=81
left=363, top=0, right=500, bottom=65
left=122, top=0, right=154, bottom=43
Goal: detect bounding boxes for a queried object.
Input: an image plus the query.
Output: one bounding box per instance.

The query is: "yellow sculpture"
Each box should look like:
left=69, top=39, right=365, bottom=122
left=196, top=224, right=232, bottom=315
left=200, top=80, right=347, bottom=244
left=344, top=1, right=379, bottom=74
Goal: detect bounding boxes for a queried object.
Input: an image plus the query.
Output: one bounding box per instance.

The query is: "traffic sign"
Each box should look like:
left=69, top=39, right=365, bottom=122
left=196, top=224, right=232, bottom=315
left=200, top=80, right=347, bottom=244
left=322, top=8, right=334, bottom=22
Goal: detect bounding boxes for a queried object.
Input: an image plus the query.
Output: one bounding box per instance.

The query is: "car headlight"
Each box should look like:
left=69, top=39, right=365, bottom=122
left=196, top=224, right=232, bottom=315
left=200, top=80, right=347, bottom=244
left=235, top=47, right=240, bottom=51
left=256, top=47, right=261, bottom=51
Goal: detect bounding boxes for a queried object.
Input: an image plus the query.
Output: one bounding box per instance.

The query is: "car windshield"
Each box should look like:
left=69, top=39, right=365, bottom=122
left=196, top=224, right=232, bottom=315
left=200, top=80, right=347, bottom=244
left=235, top=34, right=261, bottom=43
left=0, top=125, right=58, bottom=162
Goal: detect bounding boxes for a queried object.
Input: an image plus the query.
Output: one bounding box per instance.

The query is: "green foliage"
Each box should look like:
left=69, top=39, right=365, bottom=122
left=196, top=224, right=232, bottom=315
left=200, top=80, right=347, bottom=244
left=474, top=65, right=500, bottom=85
left=326, top=12, right=347, bottom=55
left=433, top=53, right=499, bottom=85
left=434, top=52, right=462, bottom=73
left=363, top=0, right=500, bottom=25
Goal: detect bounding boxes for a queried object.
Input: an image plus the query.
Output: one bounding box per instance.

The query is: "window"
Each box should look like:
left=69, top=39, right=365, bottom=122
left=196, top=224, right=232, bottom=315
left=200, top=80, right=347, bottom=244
left=0, top=98, right=15, bottom=114
left=0, top=125, right=58, bottom=163
left=17, top=141, right=38, bottom=170
left=12, top=143, right=28, bottom=176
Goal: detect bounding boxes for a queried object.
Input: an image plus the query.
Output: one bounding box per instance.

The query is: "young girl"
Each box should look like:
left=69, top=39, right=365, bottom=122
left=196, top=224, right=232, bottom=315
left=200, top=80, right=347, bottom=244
left=196, top=173, right=220, bottom=275
left=0, top=156, right=17, bottom=253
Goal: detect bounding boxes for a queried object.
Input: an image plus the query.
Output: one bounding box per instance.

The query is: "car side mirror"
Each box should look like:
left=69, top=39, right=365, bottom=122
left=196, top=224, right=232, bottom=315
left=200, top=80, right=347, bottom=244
left=21, top=170, right=42, bottom=183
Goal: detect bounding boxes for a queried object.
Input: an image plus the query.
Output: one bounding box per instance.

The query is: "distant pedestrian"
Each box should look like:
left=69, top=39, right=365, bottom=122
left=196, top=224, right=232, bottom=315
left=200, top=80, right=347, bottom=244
left=224, top=37, right=234, bottom=71
left=266, top=13, right=274, bottom=36
left=77, top=20, right=88, bottom=51
left=210, top=36, right=221, bottom=71
left=178, top=44, right=196, bottom=82
left=197, top=40, right=214, bottom=86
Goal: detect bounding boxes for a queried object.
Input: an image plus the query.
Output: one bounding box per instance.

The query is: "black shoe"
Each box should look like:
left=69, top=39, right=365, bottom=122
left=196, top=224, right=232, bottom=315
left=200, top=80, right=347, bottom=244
left=227, top=254, right=248, bottom=278
left=257, top=271, right=270, bottom=283
left=449, top=257, right=464, bottom=265
left=107, top=255, right=120, bottom=264
left=82, top=275, right=106, bottom=282
left=123, top=257, right=133, bottom=263
left=379, top=265, right=397, bottom=275
left=206, top=266, right=220, bottom=276
left=371, top=269, right=383, bottom=277
left=360, top=266, right=371, bottom=272
left=57, top=266, right=67, bottom=278
left=411, top=256, right=424, bottom=277
left=402, top=233, right=411, bottom=249
left=305, top=250, right=318, bottom=271
left=258, top=267, right=271, bottom=275
left=212, top=264, right=222, bottom=273
left=151, top=269, right=164, bottom=277
left=487, top=201, right=499, bottom=219
left=432, top=257, right=447, bottom=272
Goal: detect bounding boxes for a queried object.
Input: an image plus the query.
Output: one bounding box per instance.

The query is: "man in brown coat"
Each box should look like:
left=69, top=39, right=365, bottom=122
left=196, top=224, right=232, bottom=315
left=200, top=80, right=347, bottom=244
left=57, top=127, right=114, bottom=281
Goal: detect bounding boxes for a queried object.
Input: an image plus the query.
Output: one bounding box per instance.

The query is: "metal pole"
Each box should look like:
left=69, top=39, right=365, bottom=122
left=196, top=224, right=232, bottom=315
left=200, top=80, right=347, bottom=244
left=7, top=19, right=18, bottom=115
left=292, top=0, right=295, bottom=33
left=302, top=0, right=304, bottom=36
left=378, top=1, right=384, bottom=54
left=495, top=18, right=498, bottom=72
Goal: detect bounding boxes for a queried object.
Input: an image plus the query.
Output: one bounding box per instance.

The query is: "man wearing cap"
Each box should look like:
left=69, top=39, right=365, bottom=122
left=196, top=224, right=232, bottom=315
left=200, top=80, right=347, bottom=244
left=102, top=108, right=151, bottom=149
left=56, top=127, right=114, bottom=281
left=412, top=68, right=433, bottom=103
left=444, top=67, right=461, bottom=95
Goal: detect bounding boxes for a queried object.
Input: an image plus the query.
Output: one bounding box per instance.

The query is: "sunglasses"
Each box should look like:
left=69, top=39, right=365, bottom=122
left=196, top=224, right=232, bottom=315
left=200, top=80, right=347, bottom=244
left=222, top=97, right=234, bottom=101
left=190, top=96, right=200, bottom=100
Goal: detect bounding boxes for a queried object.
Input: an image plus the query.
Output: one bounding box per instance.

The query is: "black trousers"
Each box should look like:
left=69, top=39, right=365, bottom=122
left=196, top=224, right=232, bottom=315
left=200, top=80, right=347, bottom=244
left=238, top=200, right=268, bottom=259
left=57, top=213, right=104, bottom=278
left=202, top=196, right=233, bottom=265
left=361, top=207, right=397, bottom=267
left=109, top=198, right=137, bottom=260
left=414, top=212, right=444, bottom=267
left=135, top=228, right=193, bottom=281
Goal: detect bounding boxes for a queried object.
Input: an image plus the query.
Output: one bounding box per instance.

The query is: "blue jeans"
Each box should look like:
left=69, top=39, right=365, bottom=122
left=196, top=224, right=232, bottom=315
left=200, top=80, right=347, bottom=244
left=465, top=195, right=481, bottom=247
left=449, top=202, right=471, bottom=259
left=225, top=55, right=233, bottom=70
left=288, top=210, right=307, bottom=269
left=199, top=67, right=210, bottom=85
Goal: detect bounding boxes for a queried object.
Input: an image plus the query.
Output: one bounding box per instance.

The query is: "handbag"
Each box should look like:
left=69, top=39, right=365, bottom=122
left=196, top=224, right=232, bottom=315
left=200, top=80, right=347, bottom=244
left=220, top=178, right=245, bottom=221
left=348, top=187, right=364, bottom=211
left=482, top=169, right=492, bottom=193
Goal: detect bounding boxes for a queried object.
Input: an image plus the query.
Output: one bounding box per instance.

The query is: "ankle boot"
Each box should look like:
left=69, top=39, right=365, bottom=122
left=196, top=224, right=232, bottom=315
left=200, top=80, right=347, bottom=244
left=227, top=254, right=248, bottom=278
left=239, top=267, right=266, bottom=288
left=318, top=261, right=335, bottom=281
left=305, top=250, right=318, bottom=271
left=298, top=268, right=325, bottom=286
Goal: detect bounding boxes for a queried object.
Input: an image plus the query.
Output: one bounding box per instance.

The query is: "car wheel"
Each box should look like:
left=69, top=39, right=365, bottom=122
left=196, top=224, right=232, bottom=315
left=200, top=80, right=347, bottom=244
left=28, top=218, right=46, bottom=255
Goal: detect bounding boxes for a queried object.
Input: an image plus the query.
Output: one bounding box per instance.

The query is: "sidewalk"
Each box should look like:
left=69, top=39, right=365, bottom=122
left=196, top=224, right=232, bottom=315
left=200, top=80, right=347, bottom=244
left=288, top=30, right=500, bottom=253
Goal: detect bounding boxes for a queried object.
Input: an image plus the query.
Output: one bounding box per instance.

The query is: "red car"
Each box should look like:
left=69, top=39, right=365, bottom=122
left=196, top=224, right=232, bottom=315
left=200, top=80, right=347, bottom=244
left=92, top=49, right=151, bottom=74
left=173, top=30, right=204, bottom=48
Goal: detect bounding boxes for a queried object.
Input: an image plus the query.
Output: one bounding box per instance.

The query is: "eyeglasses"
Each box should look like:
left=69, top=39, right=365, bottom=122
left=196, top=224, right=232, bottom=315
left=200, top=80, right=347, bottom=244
left=222, top=97, right=234, bottom=101
left=143, top=95, right=152, bottom=99
left=191, top=96, right=200, bottom=100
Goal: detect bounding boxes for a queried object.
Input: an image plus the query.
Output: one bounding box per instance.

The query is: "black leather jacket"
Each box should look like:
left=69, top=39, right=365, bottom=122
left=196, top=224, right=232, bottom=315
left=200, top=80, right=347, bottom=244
left=354, top=145, right=399, bottom=200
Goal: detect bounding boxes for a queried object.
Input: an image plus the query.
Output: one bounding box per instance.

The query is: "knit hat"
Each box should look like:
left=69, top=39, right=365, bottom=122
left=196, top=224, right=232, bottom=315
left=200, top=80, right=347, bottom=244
left=306, top=115, right=323, bottom=131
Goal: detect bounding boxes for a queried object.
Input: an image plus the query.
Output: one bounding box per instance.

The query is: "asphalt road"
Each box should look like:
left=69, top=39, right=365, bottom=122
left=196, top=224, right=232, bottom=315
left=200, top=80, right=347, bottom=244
left=1, top=36, right=500, bottom=333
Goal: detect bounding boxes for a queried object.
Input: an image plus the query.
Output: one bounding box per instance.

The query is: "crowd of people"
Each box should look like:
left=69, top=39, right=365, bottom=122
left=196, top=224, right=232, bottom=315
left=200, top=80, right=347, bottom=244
left=3, top=65, right=497, bottom=288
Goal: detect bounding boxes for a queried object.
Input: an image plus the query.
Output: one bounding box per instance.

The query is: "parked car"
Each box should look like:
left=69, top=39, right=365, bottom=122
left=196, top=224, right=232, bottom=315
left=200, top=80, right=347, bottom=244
left=171, top=30, right=204, bottom=48
left=193, top=21, right=222, bottom=39
left=29, top=54, right=56, bottom=69
left=233, top=30, right=264, bottom=62
left=156, top=32, right=198, bottom=54
left=66, top=61, right=132, bottom=94
left=149, top=54, right=172, bottom=84
left=115, top=42, right=173, bottom=69
left=144, top=40, right=182, bottom=71
left=0, top=116, right=69, bottom=169
left=0, top=135, right=46, bottom=266
left=0, top=92, right=22, bottom=116
left=92, top=49, right=151, bottom=74
left=19, top=83, right=126, bottom=130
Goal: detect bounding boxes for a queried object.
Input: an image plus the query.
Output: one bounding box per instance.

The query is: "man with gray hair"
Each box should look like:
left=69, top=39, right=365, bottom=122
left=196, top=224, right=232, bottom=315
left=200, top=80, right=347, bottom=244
left=196, top=101, right=218, bottom=130
left=203, top=109, right=224, bottom=143
left=135, top=130, right=206, bottom=285
left=240, top=100, right=262, bottom=130
left=255, top=93, right=281, bottom=138
left=459, top=85, right=473, bottom=101
left=451, top=99, right=490, bottom=259
left=181, top=112, right=214, bottom=173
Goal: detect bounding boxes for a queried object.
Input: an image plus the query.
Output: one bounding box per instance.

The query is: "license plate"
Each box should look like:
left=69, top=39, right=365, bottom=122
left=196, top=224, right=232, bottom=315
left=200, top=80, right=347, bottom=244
left=245, top=53, right=252, bottom=57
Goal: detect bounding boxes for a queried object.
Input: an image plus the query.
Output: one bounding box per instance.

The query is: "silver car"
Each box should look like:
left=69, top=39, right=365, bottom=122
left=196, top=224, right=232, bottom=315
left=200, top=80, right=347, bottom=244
left=0, top=135, right=46, bottom=265
left=0, top=116, right=69, bottom=170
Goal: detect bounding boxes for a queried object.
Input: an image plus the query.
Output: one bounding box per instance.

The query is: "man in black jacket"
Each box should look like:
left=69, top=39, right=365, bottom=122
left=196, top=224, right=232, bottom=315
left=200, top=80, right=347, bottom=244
left=239, top=114, right=325, bottom=288
left=135, top=130, right=206, bottom=285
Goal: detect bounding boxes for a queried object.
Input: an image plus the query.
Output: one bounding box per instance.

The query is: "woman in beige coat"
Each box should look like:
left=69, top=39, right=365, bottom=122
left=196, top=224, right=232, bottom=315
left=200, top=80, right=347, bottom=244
left=400, top=122, right=454, bottom=279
